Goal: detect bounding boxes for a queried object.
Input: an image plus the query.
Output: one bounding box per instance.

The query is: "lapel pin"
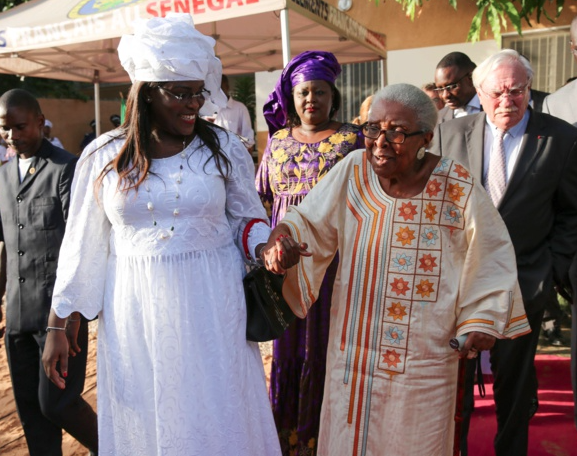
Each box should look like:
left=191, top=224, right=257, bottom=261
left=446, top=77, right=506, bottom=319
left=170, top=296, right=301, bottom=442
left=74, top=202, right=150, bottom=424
left=29, top=167, right=36, bottom=175
left=537, top=136, right=544, bottom=139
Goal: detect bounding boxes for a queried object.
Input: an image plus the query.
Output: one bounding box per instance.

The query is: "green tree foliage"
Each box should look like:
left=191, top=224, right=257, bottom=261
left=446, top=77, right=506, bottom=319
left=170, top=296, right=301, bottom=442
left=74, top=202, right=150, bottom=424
left=0, top=0, right=28, bottom=12
left=392, top=0, right=565, bottom=42
left=0, top=75, right=90, bottom=100
left=232, top=76, right=256, bottom=129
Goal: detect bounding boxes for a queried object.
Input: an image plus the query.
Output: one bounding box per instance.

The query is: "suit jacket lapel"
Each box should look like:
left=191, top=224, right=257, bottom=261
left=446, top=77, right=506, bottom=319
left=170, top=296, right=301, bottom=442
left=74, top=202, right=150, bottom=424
left=7, top=157, right=21, bottom=191
left=465, top=113, right=486, bottom=182
left=571, top=84, right=577, bottom=122
left=500, top=112, right=545, bottom=207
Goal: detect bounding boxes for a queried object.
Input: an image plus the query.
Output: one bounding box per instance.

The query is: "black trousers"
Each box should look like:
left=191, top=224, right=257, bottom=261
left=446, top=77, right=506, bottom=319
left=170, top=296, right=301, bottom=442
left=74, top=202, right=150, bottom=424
left=571, top=300, right=577, bottom=428
left=5, top=319, right=98, bottom=456
left=570, top=257, right=577, bottom=429
left=460, top=306, right=544, bottom=456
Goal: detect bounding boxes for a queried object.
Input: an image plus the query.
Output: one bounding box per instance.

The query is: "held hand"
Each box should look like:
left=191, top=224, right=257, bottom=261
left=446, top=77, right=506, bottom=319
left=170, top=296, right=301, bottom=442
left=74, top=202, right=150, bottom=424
left=458, top=331, right=496, bottom=359
left=262, top=234, right=312, bottom=274
left=66, top=317, right=82, bottom=356
left=42, top=331, right=70, bottom=390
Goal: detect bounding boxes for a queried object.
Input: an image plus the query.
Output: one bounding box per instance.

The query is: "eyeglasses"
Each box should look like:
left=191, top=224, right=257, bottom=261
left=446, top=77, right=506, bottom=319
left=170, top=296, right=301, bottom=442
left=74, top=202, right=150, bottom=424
left=156, top=86, right=210, bottom=103
left=479, top=85, right=528, bottom=100
left=433, top=73, right=471, bottom=94
left=362, top=123, right=424, bottom=143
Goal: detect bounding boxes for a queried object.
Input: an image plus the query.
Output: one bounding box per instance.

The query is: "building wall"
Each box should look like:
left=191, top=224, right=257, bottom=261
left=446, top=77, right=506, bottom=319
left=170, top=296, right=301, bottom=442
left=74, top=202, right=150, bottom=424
left=387, top=40, right=500, bottom=87
left=39, top=98, right=123, bottom=155
left=254, top=1, right=577, bottom=156
left=338, top=0, right=577, bottom=51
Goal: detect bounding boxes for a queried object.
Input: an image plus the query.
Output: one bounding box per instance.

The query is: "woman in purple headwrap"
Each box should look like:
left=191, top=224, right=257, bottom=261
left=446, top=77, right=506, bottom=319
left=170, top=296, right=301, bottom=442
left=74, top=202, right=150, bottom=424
left=256, top=50, right=363, bottom=455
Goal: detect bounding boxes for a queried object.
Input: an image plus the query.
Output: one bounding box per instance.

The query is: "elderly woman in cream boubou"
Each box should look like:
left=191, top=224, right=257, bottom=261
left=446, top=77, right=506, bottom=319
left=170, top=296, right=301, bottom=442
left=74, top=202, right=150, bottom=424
left=42, top=14, right=285, bottom=456
left=266, top=84, right=529, bottom=456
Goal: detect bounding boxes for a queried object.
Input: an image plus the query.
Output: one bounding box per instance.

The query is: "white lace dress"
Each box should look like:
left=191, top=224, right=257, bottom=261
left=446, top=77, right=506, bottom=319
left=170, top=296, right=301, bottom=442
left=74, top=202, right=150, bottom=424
left=52, top=131, right=281, bottom=456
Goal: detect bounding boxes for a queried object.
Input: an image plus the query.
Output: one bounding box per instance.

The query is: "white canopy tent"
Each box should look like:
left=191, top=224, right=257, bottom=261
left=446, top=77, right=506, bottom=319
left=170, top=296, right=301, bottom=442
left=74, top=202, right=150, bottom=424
left=0, top=0, right=386, bottom=134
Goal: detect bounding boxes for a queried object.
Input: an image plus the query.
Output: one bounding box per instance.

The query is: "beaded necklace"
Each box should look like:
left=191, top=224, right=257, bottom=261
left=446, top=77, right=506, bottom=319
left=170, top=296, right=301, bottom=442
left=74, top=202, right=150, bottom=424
left=144, top=138, right=187, bottom=239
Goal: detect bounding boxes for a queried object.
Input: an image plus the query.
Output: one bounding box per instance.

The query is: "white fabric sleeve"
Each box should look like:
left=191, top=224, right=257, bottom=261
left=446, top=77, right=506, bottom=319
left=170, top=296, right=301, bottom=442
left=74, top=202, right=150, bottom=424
left=248, top=222, right=272, bottom=262
left=238, top=102, right=255, bottom=147
left=455, top=180, right=529, bottom=339
left=51, top=136, right=118, bottom=319
left=222, top=132, right=269, bottom=257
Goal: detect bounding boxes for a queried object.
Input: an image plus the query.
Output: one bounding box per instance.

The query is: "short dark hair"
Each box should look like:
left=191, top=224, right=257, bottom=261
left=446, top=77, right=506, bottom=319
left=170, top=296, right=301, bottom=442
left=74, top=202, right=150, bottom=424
left=436, top=52, right=477, bottom=73
left=0, top=88, right=42, bottom=115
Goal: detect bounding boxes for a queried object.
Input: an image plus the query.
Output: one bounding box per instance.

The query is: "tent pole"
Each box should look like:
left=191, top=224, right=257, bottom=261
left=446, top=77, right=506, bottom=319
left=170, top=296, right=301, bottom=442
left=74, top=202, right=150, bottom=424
left=93, top=70, right=101, bottom=137
left=379, top=58, right=387, bottom=87
left=280, top=8, right=290, bottom=67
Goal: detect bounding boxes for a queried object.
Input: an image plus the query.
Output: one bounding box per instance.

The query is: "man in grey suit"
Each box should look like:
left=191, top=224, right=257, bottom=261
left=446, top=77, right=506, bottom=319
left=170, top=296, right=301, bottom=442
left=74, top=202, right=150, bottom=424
left=543, top=13, right=577, bottom=428
left=430, top=50, right=577, bottom=456
left=0, top=89, right=98, bottom=455
left=543, top=15, right=577, bottom=126
left=434, top=52, right=481, bottom=123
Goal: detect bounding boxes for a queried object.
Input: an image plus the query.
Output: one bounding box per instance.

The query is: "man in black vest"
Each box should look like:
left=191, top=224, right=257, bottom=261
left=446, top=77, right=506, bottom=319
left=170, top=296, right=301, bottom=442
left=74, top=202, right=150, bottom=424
left=0, top=89, right=98, bottom=455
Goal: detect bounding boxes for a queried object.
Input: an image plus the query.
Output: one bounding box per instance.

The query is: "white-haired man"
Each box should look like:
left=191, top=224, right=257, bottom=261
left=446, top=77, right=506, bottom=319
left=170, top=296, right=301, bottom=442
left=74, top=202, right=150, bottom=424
left=430, top=49, right=577, bottom=456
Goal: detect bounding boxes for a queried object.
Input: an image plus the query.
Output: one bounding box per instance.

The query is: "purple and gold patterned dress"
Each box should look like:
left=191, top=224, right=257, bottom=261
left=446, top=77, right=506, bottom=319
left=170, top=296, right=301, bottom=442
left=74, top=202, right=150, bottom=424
left=256, top=123, right=363, bottom=455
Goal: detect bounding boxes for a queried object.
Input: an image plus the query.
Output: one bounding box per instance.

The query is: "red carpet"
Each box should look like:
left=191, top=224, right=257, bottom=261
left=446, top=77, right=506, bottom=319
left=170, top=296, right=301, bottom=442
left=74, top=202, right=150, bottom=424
left=468, top=354, right=577, bottom=456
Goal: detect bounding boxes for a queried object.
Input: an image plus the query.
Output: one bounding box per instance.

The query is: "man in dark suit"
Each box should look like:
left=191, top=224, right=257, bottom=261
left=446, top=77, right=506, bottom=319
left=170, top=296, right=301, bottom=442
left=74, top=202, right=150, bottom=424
left=530, top=89, right=549, bottom=113
left=434, top=52, right=480, bottom=123
left=430, top=50, right=577, bottom=456
left=543, top=13, right=577, bottom=428
left=0, top=89, right=98, bottom=455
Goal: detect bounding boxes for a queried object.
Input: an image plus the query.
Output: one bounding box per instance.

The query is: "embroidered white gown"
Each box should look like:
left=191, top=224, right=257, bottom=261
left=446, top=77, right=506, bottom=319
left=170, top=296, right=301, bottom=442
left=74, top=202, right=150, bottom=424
left=52, top=131, right=281, bottom=456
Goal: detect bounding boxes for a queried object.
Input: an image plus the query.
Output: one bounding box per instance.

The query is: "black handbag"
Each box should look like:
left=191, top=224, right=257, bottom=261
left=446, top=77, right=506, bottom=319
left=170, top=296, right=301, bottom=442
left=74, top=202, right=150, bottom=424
left=244, top=267, right=296, bottom=342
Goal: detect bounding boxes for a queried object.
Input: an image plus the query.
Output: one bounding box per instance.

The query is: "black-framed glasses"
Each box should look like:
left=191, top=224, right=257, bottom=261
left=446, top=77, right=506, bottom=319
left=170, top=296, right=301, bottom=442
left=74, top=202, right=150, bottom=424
left=156, top=86, right=210, bottom=103
left=361, top=123, right=424, bottom=143
left=433, top=73, right=471, bottom=94
left=479, top=85, right=528, bottom=100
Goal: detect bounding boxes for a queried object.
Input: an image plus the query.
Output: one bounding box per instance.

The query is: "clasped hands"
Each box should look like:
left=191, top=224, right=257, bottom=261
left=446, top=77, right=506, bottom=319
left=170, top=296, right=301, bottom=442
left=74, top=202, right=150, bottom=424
left=259, top=224, right=311, bottom=274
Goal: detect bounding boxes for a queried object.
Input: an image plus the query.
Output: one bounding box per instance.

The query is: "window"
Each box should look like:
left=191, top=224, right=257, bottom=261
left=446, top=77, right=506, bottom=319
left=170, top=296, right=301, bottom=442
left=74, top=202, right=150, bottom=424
left=503, top=28, right=577, bottom=93
left=334, top=60, right=384, bottom=123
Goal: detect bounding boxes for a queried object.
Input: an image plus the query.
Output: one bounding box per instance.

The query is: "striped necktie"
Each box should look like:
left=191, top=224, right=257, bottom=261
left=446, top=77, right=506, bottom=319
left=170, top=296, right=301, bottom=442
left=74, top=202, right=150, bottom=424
left=484, top=129, right=507, bottom=206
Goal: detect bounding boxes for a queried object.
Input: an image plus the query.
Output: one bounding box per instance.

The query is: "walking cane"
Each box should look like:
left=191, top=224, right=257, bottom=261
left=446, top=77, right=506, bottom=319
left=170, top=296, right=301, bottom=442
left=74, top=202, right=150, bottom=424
left=450, top=335, right=468, bottom=456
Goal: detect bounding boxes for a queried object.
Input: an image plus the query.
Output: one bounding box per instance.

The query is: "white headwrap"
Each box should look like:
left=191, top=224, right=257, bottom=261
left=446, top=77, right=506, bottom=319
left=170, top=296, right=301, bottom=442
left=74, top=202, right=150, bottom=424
left=118, top=13, right=227, bottom=109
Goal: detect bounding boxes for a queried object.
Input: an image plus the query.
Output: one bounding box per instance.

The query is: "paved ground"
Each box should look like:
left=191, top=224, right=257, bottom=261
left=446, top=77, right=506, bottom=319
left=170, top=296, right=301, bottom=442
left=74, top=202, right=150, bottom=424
left=537, top=317, right=572, bottom=357
left=0, top=300, right=572, bottom=455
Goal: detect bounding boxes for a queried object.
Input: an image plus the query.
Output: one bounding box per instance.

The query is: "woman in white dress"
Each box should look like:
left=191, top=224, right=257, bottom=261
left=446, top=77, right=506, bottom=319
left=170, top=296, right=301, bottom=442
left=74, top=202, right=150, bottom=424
left=42, top=14, right=282, bottom=456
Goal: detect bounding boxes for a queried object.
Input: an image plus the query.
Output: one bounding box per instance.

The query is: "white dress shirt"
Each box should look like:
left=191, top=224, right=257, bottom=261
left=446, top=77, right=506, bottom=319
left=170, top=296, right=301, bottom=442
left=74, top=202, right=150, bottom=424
left=483, top=110, right=530, bottom=184
left=453, top=94, right=482, bottom=118
left=48, top=137, right=64, bottom=149
left=214, top=97, right=255, bottom=148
